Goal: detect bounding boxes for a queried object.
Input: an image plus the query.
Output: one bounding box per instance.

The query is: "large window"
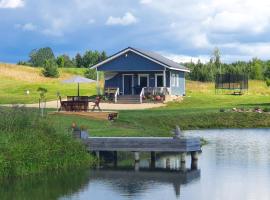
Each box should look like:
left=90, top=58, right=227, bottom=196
left=155, top=74, right=164, bottom=87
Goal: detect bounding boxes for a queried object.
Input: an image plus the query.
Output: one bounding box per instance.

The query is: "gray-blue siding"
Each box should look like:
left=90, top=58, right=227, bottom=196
left=105, top=70, right=185, bottom=96
left=97, top=51, right=164, bottom=71
left=170, top=70, right=185, bottom=96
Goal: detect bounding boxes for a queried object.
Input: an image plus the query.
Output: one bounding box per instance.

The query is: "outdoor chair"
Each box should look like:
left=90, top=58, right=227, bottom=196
left=91, top=96, right=102, bottom=111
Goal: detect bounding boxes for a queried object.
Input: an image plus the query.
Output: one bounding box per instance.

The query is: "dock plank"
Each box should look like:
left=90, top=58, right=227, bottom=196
left=84, top=137, right=201, bottom=152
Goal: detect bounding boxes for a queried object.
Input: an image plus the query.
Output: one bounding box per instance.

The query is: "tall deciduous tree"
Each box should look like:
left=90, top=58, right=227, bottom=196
left=29, top=47, right=55, bottom=67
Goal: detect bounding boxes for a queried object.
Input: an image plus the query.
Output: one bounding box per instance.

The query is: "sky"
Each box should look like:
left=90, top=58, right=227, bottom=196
left=1, top=0, right=270, bottom=63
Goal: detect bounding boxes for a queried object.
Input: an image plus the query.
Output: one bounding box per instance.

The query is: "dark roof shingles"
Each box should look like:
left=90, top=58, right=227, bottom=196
left=131, top=47, right=188, bottom=71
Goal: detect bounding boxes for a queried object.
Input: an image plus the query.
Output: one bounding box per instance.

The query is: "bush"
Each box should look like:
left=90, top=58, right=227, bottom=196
left=219, top=108, right=225, bottom=112
left=266, top=78, right=270, bottom=87
left=84, top=68, right=97, bottom=80
left=263, top=107, right=270, bottom=112
left=0, top=107, right=94, bottom=177
left=42, top=59, right=59, bottom=78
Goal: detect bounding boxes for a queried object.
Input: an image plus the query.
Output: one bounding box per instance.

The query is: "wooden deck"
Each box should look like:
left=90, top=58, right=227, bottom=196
left=49, top=111, right=118, bottom=120
left=84, top=137, right=201, bottom=152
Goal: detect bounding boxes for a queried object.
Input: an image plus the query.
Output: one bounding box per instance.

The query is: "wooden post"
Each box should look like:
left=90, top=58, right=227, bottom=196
left=180, top=153, right=186, bottom=163
left=134, top=152, right=140, bottom=171
left=95, top=151, right=100, bottom=159
left=134, top=152, right=140, bottom=162
left=180, top=160, right=186, bottom=171
left=191, top=151, right=198, bottom=170
left=191, top=151, right=199, bottom=161
left=150, top=152, right=156, bottom=168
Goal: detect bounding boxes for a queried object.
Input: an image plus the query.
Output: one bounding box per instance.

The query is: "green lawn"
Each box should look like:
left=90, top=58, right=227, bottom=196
left=48, top=80, right=270, bottom=137
left=2, top=63, right=270, bottom=136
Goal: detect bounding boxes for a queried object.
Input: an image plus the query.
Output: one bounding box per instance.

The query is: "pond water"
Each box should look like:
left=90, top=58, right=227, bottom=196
left=1, top=129, right=270, bottom=200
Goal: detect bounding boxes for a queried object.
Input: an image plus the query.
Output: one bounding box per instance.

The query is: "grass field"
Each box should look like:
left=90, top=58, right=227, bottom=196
left=0, top=63, right=95, bottom=104
left=47, top=79, right=270, bottom=137
left=2, top=63, right=270, bottom=136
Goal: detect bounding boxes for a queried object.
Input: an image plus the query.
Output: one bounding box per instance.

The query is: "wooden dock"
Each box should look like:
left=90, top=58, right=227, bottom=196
left=81, top=136, right=201, bottom=168
left=84, top=137, right=200, bottom=152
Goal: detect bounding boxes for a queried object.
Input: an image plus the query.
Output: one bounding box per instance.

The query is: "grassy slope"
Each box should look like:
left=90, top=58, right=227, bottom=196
left=0, top=63, right=95, bottom=104
left=0, top=107, right=95, bottom=178
left=48, top=80, right=270, bottom=137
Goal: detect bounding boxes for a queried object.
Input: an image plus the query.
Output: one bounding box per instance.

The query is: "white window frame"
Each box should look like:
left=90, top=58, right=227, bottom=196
left=171, top=73, right=176, bottom=87
left=176, top=73, right=179, bottom=87
left=171, top=73, right=179, bottom=87
left=155, top=74, right=164, bottom=87
left=138, top=74, right=149, bottom=87
left=122, top=74, right=134, bottom=95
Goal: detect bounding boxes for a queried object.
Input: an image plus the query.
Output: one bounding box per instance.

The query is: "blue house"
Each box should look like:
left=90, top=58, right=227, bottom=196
left=91, top=47, right=190, bottom=103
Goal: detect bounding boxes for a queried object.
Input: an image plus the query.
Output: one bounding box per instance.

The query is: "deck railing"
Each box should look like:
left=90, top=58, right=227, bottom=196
left=140, top=87, right=170, bottom=103
left=143, top=87, right=170, bottom=95
left=140, top=87, right=145, bottom=104
left=114, top=88, right=120, bottom=103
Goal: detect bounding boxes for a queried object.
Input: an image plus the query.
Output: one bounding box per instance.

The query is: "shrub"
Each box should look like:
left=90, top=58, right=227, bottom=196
left=42, top=59, right=59, bottom=78
left=219, top=108, right=225, bottom=112
left=84, top=68, right=97, bottom=80
left=0, top=107, right=94, bottom=177
left=266, top=78, right=270, bottom=87
left=263, top=107, right=270, bottom=112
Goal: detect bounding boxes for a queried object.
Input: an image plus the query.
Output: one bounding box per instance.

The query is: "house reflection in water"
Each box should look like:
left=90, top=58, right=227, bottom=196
left=93, top=153, right=201, bottom=198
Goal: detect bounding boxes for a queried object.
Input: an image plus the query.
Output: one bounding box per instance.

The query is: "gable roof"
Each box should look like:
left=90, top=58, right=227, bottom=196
left=90, top=47, right=190, bottom=72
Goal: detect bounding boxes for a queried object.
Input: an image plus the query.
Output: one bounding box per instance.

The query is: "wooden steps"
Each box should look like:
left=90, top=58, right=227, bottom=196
left=116, top=95, right=140, bottom=104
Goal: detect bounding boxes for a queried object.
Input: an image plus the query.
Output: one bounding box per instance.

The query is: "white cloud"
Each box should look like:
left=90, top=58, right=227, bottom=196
left=0, top=0, right=24, bottom=8
left=41, top=16, right=69, bottom=36
left=162, top=52, right=210, bottom=64
left=87, top=19, right=95, bottom=24
left=15, top=23, right=37, bottom=31
left=140, top=0, right=152, bottom=4
left=141, top=0, right=270, bottom=60
left=106, top=12, right=137, bottom=26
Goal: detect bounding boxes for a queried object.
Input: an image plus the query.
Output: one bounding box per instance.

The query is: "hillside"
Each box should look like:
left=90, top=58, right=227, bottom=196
left=0, top=63, right=96, bottom=104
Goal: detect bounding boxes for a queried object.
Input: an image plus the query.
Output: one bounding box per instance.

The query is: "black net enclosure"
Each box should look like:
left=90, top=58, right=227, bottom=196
left=215, top=73, right=248, bottom=93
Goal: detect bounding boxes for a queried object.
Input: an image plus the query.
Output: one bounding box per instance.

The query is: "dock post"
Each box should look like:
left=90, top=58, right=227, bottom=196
left=150, top=152, right=156, bottom=168
left=134, top=152, right=140, bottom=162
left=180, top=153, right=186, bottom=163
left=191, top=152, right=199, bottom=170
left=113, top=151, right=118, bottom=167
left=191, top=152, right=199, bottom=161
left=95, top=151, right=100, bottom=159
left=134, top=152, right=140, bottom=171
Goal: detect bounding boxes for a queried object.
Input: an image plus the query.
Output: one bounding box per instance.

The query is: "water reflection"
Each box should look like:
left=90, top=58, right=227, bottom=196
left=0, top=170, right=90, bottom=200
left=88, top=168, right=200, bottom=198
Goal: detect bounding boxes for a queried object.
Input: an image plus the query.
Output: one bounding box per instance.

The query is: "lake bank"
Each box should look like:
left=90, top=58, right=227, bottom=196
left=0, top=107, right=95, bottom=178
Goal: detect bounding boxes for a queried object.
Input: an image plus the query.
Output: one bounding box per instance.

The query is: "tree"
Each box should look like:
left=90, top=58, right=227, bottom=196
left=29, top=47, right=55, bottom=67
left=42, top=59, right=59, bottom=78
left=75, top=53, right=83, bottom=68
left=84, top=68, right=97, bottom=80
left=250, top=58, right=264, bottom=80
left=56, top=56, right=65, bottom=68
left=82, top=50, right=101, bottom=67
left=56, top=54, right=74, bottom=68
left=212, top=47, right=221, bottom=73
left=37, top=87, right=48, bottom=117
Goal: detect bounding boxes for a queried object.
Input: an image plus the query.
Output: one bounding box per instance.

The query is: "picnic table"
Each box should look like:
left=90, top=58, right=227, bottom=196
left=59, top=96, right=102, bottom=112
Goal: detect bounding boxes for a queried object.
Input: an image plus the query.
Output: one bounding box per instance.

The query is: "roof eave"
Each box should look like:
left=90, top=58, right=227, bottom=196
left=90, top=47, right=190, bottom=73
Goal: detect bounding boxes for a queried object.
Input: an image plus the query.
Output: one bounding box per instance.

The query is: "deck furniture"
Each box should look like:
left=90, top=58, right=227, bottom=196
left=59, top=96, right=89, bottom=112
left=91, top=96, right=102, bottom=111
